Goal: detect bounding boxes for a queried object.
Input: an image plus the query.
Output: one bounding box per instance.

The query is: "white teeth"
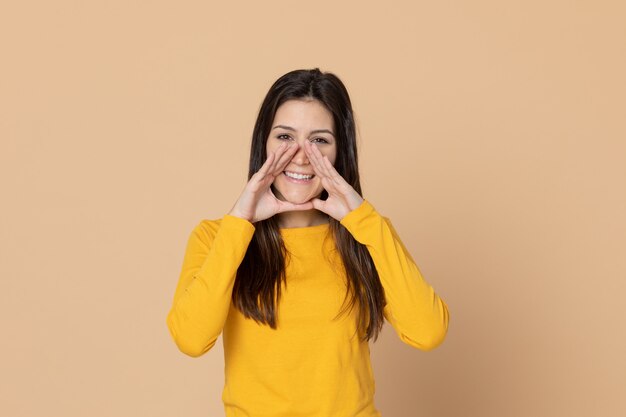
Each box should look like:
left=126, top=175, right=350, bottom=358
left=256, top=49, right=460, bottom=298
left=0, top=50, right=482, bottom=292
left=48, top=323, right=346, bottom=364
left=284, top=171, right=314, bottom=180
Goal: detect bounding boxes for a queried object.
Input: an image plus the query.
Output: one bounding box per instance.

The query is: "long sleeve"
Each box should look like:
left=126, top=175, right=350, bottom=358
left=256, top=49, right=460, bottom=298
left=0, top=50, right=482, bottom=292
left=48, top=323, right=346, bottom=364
left=166, top=215, right=255, bottom=357
left=340, top=200, right=450, bottom=351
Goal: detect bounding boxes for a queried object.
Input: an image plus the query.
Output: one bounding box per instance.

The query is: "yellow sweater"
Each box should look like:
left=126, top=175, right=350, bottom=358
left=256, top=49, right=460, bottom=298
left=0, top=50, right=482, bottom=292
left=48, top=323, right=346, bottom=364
left=166, top=200, right=449, bottom=417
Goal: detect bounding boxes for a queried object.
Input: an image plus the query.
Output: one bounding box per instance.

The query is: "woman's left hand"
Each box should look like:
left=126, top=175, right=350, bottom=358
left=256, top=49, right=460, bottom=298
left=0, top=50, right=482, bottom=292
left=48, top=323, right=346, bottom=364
left=304, top=140, right=364, bottom=221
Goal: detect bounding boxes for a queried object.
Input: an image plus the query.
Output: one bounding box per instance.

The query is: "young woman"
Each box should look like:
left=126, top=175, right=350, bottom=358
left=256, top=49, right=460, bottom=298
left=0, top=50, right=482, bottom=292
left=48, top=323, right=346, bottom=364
left=166, top=68, right=450, bottom=416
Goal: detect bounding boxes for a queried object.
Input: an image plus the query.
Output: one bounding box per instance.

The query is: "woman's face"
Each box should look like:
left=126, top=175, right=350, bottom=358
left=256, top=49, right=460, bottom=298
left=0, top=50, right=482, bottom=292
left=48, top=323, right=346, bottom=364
left=266, top=98, right=337, bottom=205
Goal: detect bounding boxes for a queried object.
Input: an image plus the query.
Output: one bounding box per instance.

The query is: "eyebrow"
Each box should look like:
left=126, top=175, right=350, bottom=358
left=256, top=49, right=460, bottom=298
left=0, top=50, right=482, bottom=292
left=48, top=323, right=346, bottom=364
left=272, top=124, right=335, bottom=137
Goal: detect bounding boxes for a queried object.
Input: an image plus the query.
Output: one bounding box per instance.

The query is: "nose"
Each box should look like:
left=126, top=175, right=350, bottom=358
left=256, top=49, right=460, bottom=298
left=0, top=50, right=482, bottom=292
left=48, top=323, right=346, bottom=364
left=291, top=143, right=310, bottom=165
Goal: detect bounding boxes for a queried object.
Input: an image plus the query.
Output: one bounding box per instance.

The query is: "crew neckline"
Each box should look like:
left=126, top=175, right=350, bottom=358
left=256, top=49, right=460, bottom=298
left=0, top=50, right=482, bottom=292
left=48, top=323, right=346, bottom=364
left=279, top=222, right=330, bottom=237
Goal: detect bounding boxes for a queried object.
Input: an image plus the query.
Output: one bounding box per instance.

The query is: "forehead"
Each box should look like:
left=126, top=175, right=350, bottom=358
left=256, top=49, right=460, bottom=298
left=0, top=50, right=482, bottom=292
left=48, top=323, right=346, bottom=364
left=272, top=99, right=334, bottom=131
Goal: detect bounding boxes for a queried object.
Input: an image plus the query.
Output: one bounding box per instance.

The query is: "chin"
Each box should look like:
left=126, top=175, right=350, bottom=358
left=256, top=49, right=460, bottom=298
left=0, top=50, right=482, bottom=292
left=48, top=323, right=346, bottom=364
left=282, top=193, right=315, bottom=205
left=276, top=191, right=321, bottom=204
left=273, top=181, right=323, bottom=206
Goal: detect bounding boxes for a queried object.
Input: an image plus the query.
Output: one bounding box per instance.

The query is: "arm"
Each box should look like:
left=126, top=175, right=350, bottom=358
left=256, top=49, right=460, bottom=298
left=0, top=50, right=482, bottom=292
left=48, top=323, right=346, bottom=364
left=166, top=215, right=255, bottom=357
left=340, top=200, right=450, bottom=351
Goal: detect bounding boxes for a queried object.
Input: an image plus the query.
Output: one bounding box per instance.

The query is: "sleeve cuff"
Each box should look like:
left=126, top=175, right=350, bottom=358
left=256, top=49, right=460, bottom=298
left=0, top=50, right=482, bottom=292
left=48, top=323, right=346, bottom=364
left=220, top=214, right=256, bottom=237
left=339, top=199, right=380, bottom=240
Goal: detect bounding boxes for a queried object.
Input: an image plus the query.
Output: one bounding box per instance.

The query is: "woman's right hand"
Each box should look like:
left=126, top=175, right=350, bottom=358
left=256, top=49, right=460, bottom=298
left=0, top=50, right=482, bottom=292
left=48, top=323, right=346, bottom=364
left=228, top=143, right=314, bottom=223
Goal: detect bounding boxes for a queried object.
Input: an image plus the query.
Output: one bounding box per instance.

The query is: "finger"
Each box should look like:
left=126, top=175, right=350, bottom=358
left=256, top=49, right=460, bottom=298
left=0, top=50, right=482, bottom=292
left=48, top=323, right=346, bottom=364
left=266, top=143, right=290, bottom=173
left=303, top=142, right=323, bottom=178
left=304, top=141, right=323, bottom=168
left=272, top=143, right=299, bottom=175
left=322, top=155, right=344, bottom=185
left=311, top=146, right=334, bottom=180
left=305, top=142, right=341, bottom=196
left=311, top=142, right=334, bottom=179
left=256, top=150, right=277, bottom=178
left=320, top=155, right=358, bottom=204
left=304, top=141, right=328, bottom=179
left=311, top=198, right=328, bottom=214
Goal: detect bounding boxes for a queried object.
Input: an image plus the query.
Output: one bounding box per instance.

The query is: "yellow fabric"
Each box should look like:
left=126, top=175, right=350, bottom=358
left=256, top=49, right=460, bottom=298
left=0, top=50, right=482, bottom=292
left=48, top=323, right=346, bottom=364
left=166, top=200, right=449, bottom=417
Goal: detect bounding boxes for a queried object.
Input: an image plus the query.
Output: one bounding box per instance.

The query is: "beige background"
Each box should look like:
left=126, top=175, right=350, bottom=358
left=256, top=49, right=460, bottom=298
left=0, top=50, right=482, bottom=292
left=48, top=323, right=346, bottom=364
left=1, top=1, right=625, bottom=416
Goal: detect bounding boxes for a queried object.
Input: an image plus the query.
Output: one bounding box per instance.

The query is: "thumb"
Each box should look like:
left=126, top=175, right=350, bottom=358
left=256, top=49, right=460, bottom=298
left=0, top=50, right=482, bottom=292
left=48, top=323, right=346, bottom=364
left=311, top=198, right=328, bottom=214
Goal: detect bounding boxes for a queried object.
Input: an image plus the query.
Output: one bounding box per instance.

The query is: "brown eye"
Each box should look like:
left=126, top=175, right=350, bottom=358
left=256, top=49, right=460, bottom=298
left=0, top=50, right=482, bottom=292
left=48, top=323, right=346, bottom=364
left=311, top=138, right=328, bottom=144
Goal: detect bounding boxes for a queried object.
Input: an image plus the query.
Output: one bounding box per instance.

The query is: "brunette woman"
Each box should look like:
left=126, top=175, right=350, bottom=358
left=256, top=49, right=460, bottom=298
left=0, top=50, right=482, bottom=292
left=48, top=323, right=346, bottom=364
left=166, top=68, right=449, bottom=416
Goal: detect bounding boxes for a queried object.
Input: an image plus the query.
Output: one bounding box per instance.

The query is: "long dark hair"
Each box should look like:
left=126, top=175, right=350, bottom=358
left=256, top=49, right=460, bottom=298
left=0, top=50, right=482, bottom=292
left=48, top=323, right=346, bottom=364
left=232, top=68, right=386, bottom=342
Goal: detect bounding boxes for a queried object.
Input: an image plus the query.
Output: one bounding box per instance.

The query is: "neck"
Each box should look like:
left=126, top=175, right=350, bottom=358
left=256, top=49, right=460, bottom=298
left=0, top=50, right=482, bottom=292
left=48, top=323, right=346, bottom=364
left=276, top=209, right=329, bottom=229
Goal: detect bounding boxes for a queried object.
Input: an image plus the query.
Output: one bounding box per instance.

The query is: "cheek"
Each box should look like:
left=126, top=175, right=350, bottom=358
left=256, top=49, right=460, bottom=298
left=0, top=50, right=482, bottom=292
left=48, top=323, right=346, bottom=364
left=322, top=148, right=338, bottom=166
left=266, top=139, right=282, bottom=155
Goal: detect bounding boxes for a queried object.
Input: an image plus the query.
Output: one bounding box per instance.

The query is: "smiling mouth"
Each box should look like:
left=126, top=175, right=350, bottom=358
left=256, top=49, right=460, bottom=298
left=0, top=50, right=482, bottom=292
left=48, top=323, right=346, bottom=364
left=283, top=171, right=315, bottom=181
